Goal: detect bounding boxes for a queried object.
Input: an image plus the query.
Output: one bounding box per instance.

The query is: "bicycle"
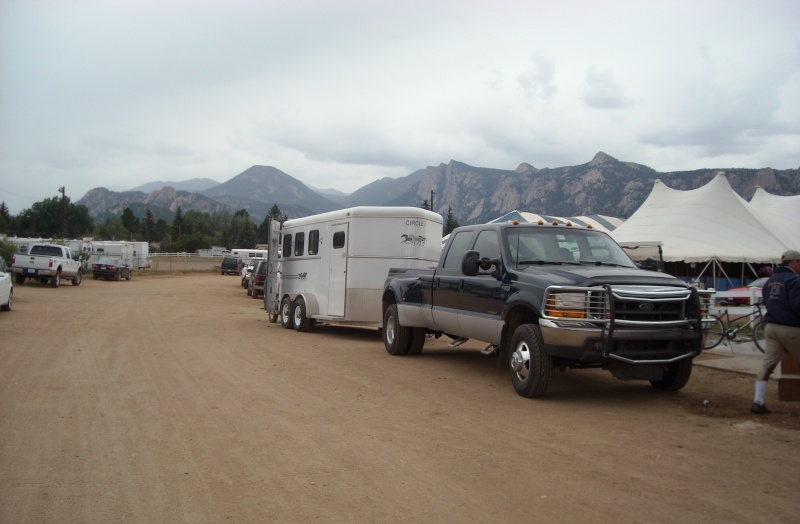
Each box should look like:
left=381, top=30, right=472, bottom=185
left=703, top=301, right=767, bottom=352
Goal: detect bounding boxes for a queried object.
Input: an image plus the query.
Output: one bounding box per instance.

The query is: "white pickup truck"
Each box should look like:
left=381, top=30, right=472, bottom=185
left=12, top=243, right=83, bottom=288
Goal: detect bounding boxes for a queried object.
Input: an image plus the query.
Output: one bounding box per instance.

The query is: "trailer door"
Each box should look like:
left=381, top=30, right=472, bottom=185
left=265, top=219, right=282, bottom=315
left=328, top=223, right=348, bottom=316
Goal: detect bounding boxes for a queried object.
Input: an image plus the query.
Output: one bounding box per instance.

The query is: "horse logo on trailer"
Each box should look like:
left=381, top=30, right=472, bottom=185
left=400, top=234, right=426, bottom=246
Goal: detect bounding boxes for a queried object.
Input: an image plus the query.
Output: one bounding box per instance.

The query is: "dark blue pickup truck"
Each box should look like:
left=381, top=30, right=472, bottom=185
left=381, top=220, right=712, bottom=398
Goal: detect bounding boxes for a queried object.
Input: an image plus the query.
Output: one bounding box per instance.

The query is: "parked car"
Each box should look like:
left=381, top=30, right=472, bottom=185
left=241, top=261, right=255, bottom=288
left=248, top=259, right=268, bottom=299
left=0, top=258, right=13, bottom=311
left=221, top=256, right=243, bottom=276
left=92, top=257, right=133, bottom=281
left=725, top=277, right=768, bottom=304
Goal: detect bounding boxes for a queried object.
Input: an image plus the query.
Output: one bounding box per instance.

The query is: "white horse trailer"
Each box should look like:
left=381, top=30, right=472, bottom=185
left=272, top=206, right=442, bottom=331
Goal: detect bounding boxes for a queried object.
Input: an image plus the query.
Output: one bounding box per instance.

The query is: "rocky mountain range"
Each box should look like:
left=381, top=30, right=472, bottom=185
left=77, top=152, right=800, bottom=225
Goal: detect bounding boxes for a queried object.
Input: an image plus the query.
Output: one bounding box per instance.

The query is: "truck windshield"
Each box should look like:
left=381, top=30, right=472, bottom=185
left=504, top=228, right=636, bottom=268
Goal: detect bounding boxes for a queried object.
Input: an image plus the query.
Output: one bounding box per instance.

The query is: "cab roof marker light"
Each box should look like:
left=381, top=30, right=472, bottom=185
left=566, top=221, right=573, bottom=227
left=537, top=219, right=544, bottom=225
left=587, top=224, right=593, bottom=228
left=552, top=220, right=559, bottom=225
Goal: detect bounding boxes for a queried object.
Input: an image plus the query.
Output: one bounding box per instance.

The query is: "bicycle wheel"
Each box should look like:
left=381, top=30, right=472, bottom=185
left=703, top=317, right=725, bottom=349
left=752, top=321, right=767, bottom=353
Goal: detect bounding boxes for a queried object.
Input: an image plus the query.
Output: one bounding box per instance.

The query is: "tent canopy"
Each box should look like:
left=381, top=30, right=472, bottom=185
left=610, top=173, right=792, bottom=263
left=488, top=211, right=623, bottom=235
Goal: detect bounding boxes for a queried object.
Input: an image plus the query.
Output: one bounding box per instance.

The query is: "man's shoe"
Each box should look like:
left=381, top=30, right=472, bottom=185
left=750, top=402, right=771, bottom=415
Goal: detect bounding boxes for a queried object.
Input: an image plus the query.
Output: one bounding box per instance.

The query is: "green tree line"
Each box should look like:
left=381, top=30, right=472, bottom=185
left=1, top=198, right=286, bottom=253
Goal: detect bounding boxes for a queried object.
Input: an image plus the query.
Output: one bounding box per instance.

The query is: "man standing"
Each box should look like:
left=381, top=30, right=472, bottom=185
left=751, top=250, right=800, bottom=414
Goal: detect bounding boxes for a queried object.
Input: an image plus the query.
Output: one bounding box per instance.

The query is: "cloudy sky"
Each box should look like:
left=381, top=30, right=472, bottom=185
left=1, top=0, right=798, bottom=215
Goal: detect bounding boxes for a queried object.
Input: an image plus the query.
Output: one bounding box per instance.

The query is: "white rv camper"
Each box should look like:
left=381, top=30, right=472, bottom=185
left=91, top=242, right=135, bottom=268
left=230, top=248, right=269, bottom=264
left=271, top=206, right=442, bottom=331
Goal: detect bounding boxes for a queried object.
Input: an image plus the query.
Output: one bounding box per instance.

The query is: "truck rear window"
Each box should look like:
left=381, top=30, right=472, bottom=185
left=30, top=245, right=64, bottom=257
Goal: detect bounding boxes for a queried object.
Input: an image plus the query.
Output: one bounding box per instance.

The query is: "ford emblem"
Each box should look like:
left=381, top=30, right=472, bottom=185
left=639, top=303, right=655, bottom=311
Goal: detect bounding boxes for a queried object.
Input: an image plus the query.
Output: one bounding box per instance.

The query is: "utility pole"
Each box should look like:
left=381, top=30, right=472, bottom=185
left=430, top=190, right=435, bottom=212
left=58, top=186, right=66, bottom=237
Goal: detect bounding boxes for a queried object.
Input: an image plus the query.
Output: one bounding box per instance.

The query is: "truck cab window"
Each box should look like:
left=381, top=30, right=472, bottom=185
left=442, top=231, right=473, bottom=269
left=472, top=230, right=501, bottom=261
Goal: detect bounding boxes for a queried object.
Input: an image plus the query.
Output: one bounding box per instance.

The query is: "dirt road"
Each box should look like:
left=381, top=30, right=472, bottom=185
left=1, top=273, right=798, bottom=523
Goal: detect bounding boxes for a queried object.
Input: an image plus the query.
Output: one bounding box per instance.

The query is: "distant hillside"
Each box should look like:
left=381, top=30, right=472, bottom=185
left=343, top=169, right=426, bottom=207
left=199, top=165, right=340, bottom=219
left=76, top=153, right=799, bottom=226
left=380, top=153, right=800, bottom=224
left=130, top=178, right=220, bottom=193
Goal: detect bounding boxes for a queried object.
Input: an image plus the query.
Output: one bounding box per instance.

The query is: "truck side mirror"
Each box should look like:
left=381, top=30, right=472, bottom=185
left=462, top=251, right=503, bottom=280
left=638, top=257, right=663, bottom=272
left=462, top=250, right=480, bottom=276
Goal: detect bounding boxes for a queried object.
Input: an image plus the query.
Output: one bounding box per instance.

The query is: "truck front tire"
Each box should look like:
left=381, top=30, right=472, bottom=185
left=72, top=270, right=82, bottom=286
left=509, top=324, right=552, bottom=398
left=650, top=358, right=693, bottom=391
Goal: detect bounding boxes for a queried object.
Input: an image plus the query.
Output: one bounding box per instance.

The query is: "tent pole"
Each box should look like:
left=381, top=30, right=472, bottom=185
left=715, top=260, right=734, bottom=288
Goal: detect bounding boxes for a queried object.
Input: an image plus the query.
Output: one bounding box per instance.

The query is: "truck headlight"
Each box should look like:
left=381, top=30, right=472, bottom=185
left=545, top=292, right=589, bottom=318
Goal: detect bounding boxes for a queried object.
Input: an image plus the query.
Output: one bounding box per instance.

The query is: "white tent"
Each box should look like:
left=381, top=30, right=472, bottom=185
left=609, top=173, right=787, bottom=264
left=488, top=210, right=623, bottom=234
left=747, top=187, right=800, bottom=251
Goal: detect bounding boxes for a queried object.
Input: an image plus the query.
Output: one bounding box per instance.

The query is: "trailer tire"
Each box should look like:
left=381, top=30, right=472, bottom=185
left=383, top=304, right=411, bottom=356
left=280, top=297, right=294, bottom=329
left=72, top=270, right=82, bottom=286
left=509, top=323, right=552, bottom=398
left=292, top=297, right=312, bottom=332
left=650, top=358, right=693, bottom=391
left=51, top=270, right=61, bottom=288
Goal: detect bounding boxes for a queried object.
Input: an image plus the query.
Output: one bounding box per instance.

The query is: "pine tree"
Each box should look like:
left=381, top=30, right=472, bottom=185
left=141, top=209, right=157, bottom=243
left=171, top=207, right=184, bottom=241
left=444, top=206, right=460, bottom=236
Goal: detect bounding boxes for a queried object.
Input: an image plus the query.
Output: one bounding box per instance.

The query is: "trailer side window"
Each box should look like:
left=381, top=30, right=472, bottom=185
left=308, top=230, right=319, bottom=255
left=294, top=232, right=305, bottom=256
left=333, top=231, right=345, bottom=249
left=282, top=234, right=292, bottom=258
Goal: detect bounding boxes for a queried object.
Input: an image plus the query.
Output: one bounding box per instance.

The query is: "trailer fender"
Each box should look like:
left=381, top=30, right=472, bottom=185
left=297, top=293, right=320, bottom=317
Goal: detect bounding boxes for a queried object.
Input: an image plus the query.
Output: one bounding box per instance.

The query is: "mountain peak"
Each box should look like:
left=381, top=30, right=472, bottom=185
left=590, top=151, right=618, bottom=166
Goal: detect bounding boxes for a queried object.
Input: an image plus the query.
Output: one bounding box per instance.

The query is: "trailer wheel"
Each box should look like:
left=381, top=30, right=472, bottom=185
left=509, top=323, right=552, bottom=398
left=280, top=297, right=294, bottom=329
left=15, top=274, right=25, bottom=285
left=292, top=297, right=312, bottom=332
left=650, top=358, right=693, bottom=391
left=383, top=304, right=411, bottom=355
left=72, top=270, right=82, bottom=286
left=51, top=270, right=61, bottom=288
